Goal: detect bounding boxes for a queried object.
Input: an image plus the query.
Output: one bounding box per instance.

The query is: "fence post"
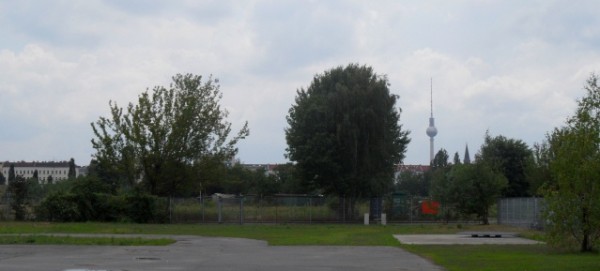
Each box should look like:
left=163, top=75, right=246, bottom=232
left=169, top=197, right=173, bottom=224
left=200, top=194, right=205, bottom=223
left=239, top=196, right=244, bottom=225
left=259, top=195, right=262, bottom=224
left=218, top=196, right=222, bottom=224
left=409, top=196, right=413, bottom=223
left=309, top=196, right=312, bottom=224
left=342, top=197, right=346, bottom=223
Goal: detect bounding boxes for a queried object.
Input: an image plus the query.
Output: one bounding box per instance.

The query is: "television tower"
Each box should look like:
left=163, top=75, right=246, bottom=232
left=426, top=78, right=438, bottom=163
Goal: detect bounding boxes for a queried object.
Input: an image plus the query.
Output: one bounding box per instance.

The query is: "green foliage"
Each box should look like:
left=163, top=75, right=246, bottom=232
left=446, top=163, right=507, bottom=224
left=431, top=147, right=507, bottom=225
left=35, top=176, right=165, bottom=223
left=193, top=155, right=228, bottom=194
left=0, top=172, right=5, bottom=185
left=8, top=164, right=15, bottom=182
left=68, top=158, right=76, bottom=179
left=543, top=74, right=600, bottom=252
left=91, top=73, right=249, bottom=197
left=26, top=177, right=45, bottom=199
left=274, top=163, right=309, bottom=194
left=395, top=170, right=429, bottom=196
left=478, top=132, right=534, bottom=197
left=432, top=149, right=449, bottom=168
left=124, top=193, right=167, bottom=223
left=285, top=64, right=410, bottom=205
left=453, top=152, right=461, bottom=165
left=529, top=142, right=553, bottom=195
left=36, top=191, right=80, bottom=222
left=8, top=175, right=28, bottom=221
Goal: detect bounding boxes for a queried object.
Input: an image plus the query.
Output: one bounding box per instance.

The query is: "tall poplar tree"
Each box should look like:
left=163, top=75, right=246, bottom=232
left=68, top=158, right=76, bottom=179
left=8, top=164, right=15, bottom=184
left=285, top=64, right=410, bottom=218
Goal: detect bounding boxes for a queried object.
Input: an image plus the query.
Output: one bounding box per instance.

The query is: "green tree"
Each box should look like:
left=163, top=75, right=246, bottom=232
left=86, top=159, right=121, bottom=192
left=429, top=150, right=453, bottom=222
left=68, top=158, right=76, bottom=179
left=285, top=64, right=410, bottom=217
left=91, top=73, right=249, bottom=197
left=8, top=164, right=15, bottom=183
left=453, top=152, right=461, bottom=165
left=221, top=164, right=252, bottom=195
left=274, top=163, right=309, bottom=194
left=429, top=164, right=455, bottom=222
left=446, top=163, right=507, bottom=224
left=431, top=140, right=508, bottom=224
left=478, top=132, right=533, bottom=197
left=395, top=170, right=429, bottom=196
left=26, top=177, right=45, bottom=199
left=528, top=142, right=553, bottom=196
left=248, top=168, right=280, bottom=196
left=432, top=149, right=449, bottom=168
left=193, top=156, right=229, bottom=195
left=8, top=175, right=28, bottom=220
left=0, top=172, right=5, bottom=185
left=544, top=74, right=600, bottom=252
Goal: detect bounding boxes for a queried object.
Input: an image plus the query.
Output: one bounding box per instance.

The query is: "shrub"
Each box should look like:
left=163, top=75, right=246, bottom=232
left=125, top=193, right=167, bottom=223
left=36, top=191, right=80, bottom=222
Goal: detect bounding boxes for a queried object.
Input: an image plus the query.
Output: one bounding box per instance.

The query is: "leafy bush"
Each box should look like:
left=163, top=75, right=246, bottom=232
left=35, top=176, right=166, bottom=223
left=125, top=193, right=167, bottom=223
left=36, top=191, right=80, bottom=222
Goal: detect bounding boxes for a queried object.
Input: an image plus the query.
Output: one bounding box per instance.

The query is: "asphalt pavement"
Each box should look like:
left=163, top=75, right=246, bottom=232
left=0, top=235, right=444, bottom=271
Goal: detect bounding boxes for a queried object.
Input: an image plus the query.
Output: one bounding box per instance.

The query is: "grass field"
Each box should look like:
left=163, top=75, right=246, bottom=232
left=0, top=222, right=598, bottom=271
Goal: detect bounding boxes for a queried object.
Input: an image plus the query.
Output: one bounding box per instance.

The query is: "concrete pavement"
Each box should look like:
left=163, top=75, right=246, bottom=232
left=394, top=232, right=543, bottom=245
left=0, top=235, right=444, bottom=271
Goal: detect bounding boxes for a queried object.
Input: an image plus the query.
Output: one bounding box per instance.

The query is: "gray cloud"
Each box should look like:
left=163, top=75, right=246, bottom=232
left=0, top=0, right=599, bottom=165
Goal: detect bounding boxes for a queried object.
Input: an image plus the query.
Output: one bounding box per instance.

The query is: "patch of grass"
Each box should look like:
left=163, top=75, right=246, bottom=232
left=0, top=235, right=175, bottom=246
left=404, top=244, right=600, bottom=271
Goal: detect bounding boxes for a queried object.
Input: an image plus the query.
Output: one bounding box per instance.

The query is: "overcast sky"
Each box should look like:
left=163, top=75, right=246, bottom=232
left=1, top=1, right=600, bottom=166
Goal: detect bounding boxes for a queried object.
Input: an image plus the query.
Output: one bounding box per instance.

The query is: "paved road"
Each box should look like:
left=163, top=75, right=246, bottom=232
left=0, top=235, right=443, bottom=271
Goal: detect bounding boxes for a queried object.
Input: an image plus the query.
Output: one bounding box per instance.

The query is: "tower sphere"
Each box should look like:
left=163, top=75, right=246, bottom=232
left=426, top=126, right=437, bottom=137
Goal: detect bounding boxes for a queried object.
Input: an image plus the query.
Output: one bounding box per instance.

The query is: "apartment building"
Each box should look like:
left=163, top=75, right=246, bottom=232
left=1, top=161, right=80, bottom=184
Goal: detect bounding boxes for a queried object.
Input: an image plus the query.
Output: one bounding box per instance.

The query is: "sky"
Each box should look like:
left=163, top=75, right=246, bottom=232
left=1, top=0, right=600, bottom=166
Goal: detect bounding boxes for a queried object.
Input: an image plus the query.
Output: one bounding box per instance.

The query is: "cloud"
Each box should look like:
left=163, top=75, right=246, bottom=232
left=1, top=0, right=599, bottom=166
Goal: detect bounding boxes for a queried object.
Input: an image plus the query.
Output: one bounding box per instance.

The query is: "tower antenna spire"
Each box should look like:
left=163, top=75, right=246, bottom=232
left=430, top=77, right=433, bottom=117
left=426, top=77, right=438, bottom=163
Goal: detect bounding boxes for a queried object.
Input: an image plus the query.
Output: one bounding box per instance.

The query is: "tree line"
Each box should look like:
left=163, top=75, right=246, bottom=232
left=1, top=66, right=598, bottom=252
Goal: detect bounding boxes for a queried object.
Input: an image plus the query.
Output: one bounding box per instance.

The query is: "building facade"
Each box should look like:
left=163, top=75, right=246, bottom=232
left=1, top=161, right=81, bottom=184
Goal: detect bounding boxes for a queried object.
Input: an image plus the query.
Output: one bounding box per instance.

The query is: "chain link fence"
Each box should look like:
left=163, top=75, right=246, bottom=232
left=497, top=197, right=545, bottom=229
left=175, top=194, right=372, bottom=224
left=2, top=192, right=543, bottom=225
left=171, top=194, right=444, bottom=224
